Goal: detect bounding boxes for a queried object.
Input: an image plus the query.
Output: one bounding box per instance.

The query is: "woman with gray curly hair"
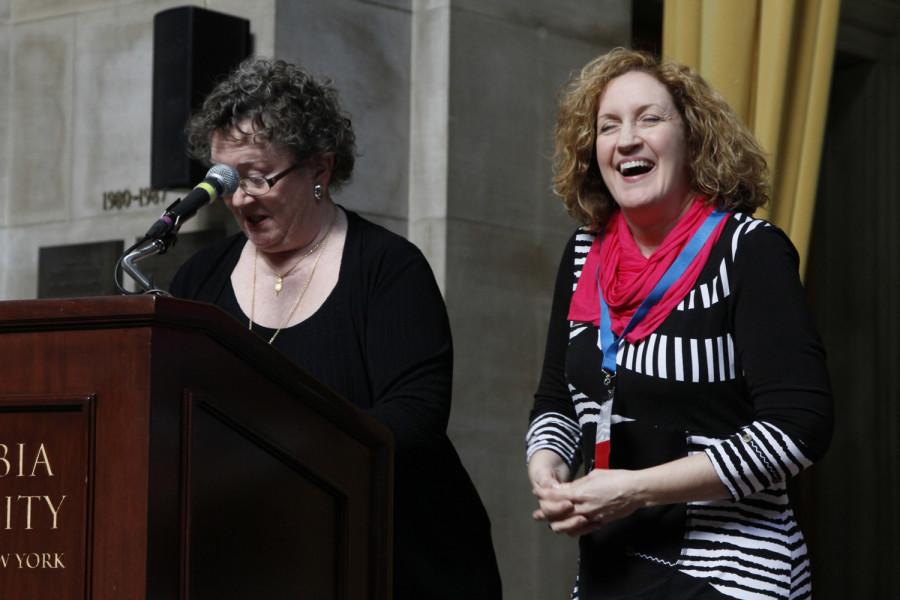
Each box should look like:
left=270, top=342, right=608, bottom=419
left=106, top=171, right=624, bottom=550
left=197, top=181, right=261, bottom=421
left=526, top=49, right=832, bottom=599
left=171, top=57, right=501, bottom=599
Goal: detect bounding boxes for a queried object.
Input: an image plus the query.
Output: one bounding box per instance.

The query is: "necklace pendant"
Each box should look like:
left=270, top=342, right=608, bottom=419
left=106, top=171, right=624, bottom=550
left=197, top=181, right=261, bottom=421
left=274, top=277, right=283, bottom=295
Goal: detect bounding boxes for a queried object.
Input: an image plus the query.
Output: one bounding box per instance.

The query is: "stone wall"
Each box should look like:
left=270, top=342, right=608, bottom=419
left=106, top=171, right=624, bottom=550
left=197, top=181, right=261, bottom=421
left=0, top=0, right=276, bottom=298
left=275, top=0, right=412, bottom=236
left=434, top=3, right=628, bottom=597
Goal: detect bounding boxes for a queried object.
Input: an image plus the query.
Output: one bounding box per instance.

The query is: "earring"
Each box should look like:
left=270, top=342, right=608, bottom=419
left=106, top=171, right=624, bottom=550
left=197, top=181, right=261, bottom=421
left=313, top=183, right=324, bottom=201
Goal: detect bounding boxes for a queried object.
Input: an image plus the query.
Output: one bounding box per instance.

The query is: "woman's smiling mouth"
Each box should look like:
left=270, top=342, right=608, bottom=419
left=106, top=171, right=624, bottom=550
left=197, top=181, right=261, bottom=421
left=617, top=159, right=655, bottom=178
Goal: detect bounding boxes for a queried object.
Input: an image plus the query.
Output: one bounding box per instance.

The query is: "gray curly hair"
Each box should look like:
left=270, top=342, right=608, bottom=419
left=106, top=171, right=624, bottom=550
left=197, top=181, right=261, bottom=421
left=187, top=57, right=356, bottom=188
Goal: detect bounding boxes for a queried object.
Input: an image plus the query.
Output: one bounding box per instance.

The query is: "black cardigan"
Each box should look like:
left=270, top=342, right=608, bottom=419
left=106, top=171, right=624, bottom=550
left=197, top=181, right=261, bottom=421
left=171, top=209, right=502, bottom=599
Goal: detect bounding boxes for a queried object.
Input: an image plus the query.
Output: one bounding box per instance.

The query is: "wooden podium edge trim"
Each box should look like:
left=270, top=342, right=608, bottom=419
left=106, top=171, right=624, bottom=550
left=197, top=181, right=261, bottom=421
left=0, top=296, right=393, bottom=449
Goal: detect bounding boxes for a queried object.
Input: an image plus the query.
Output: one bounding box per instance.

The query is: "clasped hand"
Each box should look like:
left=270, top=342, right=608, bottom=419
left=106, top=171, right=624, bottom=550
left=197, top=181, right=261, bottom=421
left=532, top=467, right=642, bottom=537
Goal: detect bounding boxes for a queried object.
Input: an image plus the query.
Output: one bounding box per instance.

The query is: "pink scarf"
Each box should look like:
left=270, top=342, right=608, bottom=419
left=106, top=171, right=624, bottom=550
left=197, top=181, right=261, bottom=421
left=568, top=199, right=727, bottom=343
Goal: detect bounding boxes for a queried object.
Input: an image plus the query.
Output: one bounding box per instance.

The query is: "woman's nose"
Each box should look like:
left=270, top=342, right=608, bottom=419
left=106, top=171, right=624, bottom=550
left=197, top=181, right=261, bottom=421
left=616, top=122, right=641, bottom=151
left=228, top=186, right=254, bottom=207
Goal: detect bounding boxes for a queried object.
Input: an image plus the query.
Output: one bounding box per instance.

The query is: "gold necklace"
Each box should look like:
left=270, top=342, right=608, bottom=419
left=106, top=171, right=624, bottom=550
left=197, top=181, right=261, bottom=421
left=249, top=207, right=337, bottom=344
left=272, top=227, right=329, bottom=295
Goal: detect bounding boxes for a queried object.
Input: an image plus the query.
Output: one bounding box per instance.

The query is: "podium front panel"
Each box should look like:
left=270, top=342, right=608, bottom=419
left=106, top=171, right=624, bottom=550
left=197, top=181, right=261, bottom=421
left=184, top=391, right=343, bottom=598
left=0, top=395, right=94, bottom=600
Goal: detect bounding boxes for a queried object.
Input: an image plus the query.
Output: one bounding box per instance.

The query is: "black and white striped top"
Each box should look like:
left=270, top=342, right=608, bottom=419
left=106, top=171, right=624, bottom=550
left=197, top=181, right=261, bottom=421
left=528, top=213, right=832, bottom=600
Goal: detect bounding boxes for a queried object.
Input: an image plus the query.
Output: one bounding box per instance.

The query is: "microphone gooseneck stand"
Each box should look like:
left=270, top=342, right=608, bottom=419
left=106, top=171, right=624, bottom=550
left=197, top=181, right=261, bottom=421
left=116, top=235, right=177, bottom=296
left=114, top=197, right=186, bottom=296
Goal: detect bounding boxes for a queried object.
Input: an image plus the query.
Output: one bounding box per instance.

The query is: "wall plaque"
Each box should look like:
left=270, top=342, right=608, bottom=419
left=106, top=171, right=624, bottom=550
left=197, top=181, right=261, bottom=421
left=38, top=241, right=124, bottom=299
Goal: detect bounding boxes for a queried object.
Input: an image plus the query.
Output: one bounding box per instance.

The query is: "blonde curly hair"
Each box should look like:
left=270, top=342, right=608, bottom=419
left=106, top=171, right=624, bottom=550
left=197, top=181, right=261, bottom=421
left=553, top=48, right=769, bottom=229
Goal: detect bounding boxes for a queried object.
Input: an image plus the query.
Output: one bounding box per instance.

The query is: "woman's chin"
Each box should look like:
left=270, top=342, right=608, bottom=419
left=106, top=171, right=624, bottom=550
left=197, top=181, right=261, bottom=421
left=248, top=236, right=299, bottom=259
left=614, top=196, right=660, bottom=212
left=614, top=193, right=683, bottom=214
left=244, top=231, right=276, bottom=251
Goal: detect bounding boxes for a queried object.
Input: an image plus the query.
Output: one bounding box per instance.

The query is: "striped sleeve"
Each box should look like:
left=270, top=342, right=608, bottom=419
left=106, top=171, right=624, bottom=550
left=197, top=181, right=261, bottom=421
left=529, top=231, right=585, bottom=470
left=526, top=411, right=581, bottom=469
left=729, top=222, right=833, bottom=474
left=704, top=420, right=813, bottom=500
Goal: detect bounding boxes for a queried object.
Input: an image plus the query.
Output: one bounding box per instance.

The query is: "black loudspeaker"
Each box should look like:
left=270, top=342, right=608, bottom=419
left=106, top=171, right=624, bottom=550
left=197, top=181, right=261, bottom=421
left=151, top=6, right=251, bottom=189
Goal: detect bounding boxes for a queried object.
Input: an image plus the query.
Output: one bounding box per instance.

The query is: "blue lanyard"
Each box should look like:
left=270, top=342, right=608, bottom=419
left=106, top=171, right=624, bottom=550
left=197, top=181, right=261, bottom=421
left=597, top=210, right=727, bottom=382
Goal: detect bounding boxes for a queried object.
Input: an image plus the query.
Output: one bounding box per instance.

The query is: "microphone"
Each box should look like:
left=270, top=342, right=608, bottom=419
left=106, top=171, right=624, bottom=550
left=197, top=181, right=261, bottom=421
left=142, top=164, right=240, bottom=240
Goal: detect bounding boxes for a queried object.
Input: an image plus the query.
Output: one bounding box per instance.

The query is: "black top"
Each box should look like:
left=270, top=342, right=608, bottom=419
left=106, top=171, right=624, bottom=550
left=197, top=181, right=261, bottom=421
left=528, top=213, right=833, bottom=599
left=171, top=209, right=501, bottom=599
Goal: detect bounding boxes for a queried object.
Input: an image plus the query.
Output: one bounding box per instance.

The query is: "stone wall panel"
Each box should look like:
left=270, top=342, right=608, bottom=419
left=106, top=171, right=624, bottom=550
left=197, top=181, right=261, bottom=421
left=276, top=0, right=411, bottom=224
left=71, top=0, right=185, bottom=221
left=441, top=4, right=629, bottom=598
left=9, top=16, right=74, bottom=226
left=447, top=8, right=611, bottom=235
left=10, top=0, right=132, bottom=22
left=453, top=0, right=628, bottom=42
left=0, top=21, right=10, bottom=226
left=445, top=217, right=577, bottom=599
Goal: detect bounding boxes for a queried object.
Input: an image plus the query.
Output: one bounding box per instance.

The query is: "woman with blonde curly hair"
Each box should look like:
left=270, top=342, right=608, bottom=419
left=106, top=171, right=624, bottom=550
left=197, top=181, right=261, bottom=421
left=526, top=48, right=832, bottom=599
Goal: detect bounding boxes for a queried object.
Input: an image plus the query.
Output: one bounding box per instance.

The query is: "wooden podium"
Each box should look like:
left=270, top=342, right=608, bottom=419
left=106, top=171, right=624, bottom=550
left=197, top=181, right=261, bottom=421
left=0, top=296, right=392, bottom=600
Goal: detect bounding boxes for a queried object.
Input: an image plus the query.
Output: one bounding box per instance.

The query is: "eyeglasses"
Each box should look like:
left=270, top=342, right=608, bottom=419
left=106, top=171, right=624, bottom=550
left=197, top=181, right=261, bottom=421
left=238, top=164, right=300, bottom=196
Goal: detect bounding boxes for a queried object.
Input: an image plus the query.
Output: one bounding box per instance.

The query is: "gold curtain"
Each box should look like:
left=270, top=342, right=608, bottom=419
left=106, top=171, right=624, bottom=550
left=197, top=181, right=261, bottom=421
left=662, top=0, right=841, bottom=276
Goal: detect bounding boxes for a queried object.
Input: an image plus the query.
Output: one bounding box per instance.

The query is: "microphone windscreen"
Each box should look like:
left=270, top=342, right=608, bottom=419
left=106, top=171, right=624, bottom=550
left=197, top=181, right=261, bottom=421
left=206, top=164, right=240, bottom=196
